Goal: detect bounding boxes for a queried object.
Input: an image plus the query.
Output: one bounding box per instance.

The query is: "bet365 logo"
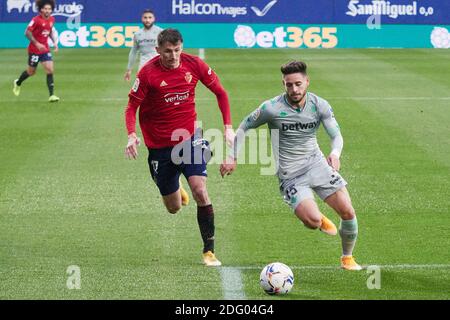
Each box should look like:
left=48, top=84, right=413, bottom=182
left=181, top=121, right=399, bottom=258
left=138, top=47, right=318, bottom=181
left=234, top=25, right=338, bottom=49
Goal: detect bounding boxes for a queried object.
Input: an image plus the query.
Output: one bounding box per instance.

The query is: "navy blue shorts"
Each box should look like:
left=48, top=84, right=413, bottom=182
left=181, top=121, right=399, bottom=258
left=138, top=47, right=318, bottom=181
left=148, top=130, right=212, bottom=196
left=28, top=52, right=53, bottom=67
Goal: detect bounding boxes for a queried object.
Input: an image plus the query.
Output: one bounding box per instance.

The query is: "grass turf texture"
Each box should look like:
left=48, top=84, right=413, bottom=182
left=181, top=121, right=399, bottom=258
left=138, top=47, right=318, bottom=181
left=0, top=48, right=449, bottom=299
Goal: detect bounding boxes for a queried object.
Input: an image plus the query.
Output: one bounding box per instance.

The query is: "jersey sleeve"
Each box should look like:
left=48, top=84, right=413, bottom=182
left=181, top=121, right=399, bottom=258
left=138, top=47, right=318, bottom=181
left=127, top=35, right=139, bottom=70
left=128, top=68, right=150, bottom=102
left=196, top=58, right=217, bottom=88
left=318, top=99, right=343, bottom=157
left=26, top=17, right=37, bottom=32
left=125, top=68, right=150, bottom=135
left=240, top=101, right=273, bottom=131
left=231, top=101, right=274, bottom=159
left=318, top=99, right=341, bottom=138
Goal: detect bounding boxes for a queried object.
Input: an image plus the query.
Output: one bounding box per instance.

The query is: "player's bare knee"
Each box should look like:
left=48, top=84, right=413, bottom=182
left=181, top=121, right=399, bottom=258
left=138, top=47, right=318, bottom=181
left=340, top=206, right=356, bottom=220
left=298, top=214, right=321, bottom=229
left=295, top=205, right=321, bottom=229
left=191, top=186, right=209, bottom=205
left=308, top=216, right=322, bottom=229
left=303, top=219, right=320, bottom=230
left=27, top=69, right=36, bottom=76
left=167, top=205, right=181, bottom=214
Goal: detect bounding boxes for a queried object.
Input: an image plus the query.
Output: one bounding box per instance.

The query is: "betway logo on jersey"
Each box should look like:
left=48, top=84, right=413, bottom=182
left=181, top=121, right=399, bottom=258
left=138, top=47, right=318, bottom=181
left=172, top=0, right=247, bottom=17
left=346, top=1, right=420, bottom=19
left=164, top=91, right=190, bottom=104
left=282, top=121, right=319, bottom=131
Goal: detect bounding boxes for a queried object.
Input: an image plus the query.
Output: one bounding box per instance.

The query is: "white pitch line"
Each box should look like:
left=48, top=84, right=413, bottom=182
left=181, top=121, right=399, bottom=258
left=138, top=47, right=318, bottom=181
left=219, top=267, right=247, bottom=300
left=217, top=264, right=450, bottom=300
left=232, top=264, right=450, bottom=271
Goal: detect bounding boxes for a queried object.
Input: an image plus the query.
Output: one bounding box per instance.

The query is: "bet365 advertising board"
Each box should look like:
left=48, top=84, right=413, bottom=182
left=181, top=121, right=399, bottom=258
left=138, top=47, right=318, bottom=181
left=1, top=0, right=449, bottom=49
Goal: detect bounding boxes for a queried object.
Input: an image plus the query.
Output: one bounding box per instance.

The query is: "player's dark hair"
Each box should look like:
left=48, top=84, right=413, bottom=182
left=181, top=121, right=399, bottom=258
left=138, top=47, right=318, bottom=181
left=36, top=0, right=55, bottom=11
left=142, top=9, right=154, bottom=16
left=158, top=28, right=183, bottom=47
left=281, top=61, right=308, bottom=76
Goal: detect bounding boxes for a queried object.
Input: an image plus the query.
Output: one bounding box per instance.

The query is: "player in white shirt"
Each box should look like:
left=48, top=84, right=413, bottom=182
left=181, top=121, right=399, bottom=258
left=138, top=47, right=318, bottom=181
left=221, top=61, right=362, bottom=270
left=124, top=9, right=163, bottom=81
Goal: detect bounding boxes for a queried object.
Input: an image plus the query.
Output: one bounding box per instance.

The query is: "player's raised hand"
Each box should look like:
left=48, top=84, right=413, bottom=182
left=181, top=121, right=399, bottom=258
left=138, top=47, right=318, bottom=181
left=220, top=156, right=237, bottom=178
left=224, top=125, right=236, bottom=148
left=125, top=133, right=141, bottom=160
left=327, top=154, right=341, bottom=171
left=124, top=70, right=132, bottom=82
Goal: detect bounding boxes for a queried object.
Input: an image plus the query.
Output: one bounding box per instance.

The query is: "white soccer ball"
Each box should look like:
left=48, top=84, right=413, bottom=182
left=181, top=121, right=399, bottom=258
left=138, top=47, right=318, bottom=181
left=234, top=25, right=256, bottom=48
left=260, top=262, right=294, bottom=295
left=430, top=27, right=450, bottom=49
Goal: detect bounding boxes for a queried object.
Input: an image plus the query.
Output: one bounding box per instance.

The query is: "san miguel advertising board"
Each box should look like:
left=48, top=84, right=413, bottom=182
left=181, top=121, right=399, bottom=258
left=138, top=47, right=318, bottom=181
left=0, top=0, right=449, bottom=48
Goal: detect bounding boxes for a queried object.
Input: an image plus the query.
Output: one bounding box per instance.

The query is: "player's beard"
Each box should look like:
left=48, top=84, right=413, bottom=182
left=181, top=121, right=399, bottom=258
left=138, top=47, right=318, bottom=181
left=288, top=91, right=306, bottom=105
left=144, top=23, right=154, bottom=30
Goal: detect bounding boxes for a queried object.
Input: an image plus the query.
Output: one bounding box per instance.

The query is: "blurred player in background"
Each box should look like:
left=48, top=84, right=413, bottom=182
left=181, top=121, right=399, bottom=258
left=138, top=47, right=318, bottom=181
left=124, top=9, right=163, bottom=82
left=124, top=29, right=235, bottom=266
left=13, top=0, right=59, bottom=102
left=221, top=61, right=362, bottom=271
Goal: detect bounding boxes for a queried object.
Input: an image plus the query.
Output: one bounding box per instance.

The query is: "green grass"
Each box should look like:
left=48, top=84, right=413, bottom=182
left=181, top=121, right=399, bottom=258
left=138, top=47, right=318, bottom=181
left=0, top=48, right=449, bottom=299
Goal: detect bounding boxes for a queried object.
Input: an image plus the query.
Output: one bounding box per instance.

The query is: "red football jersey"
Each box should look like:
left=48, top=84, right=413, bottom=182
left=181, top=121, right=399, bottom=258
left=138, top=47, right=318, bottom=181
left=129, top=53, right=220, bottom=149
left=26, top=15, right=55, bottom=54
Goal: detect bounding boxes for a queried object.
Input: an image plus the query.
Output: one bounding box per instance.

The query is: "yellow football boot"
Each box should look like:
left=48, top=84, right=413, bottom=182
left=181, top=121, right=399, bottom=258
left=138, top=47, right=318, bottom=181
left=319, top=214, right=337, bottom=236
left=202, top=251, right=222, bottom=267
left=13, top=79, right=21, bottom=96
left=341, top=255, right=362, bottom=271
left=179, top=179, right=189, bottom=206
left=48, top=95, right=60, bottom=102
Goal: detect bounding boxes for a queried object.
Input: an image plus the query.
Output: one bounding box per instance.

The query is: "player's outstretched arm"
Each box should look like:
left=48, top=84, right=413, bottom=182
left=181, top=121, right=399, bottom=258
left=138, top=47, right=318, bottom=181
left=220, top=124, right=252, bottom=178
left=205, top=79, right=235, bottom=146
left=125, top=36, right=138, bottom=81
left=51, top=27, right=58, bottom=53
left=124, top=97, right=141, bottom=159
left=125, top=132, right=141, bottom=160
left=220, top=155, right=236, bottom=178
left=124, top=70, right=132, bottom=82
left=124, top=72, right=149, bottom=159
left=224, top=124, right=236, bottom=148
left=220, top=104, right=271, bottom=178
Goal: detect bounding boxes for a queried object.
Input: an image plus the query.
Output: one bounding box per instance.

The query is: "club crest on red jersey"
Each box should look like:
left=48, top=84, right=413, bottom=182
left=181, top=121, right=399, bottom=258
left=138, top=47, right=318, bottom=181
left=185, top=72, right=192, bottom=83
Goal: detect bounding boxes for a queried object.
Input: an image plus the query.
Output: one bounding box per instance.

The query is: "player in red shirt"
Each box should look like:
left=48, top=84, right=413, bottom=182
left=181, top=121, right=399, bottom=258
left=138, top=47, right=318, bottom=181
left=124, top=29, right=235, bottom=266
left=13, top=0, right=60, bottom=102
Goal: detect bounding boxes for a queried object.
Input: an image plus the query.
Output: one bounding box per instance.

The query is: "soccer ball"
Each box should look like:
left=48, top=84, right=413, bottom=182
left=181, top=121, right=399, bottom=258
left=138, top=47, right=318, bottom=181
left=260, top=262, right=294, bottom=295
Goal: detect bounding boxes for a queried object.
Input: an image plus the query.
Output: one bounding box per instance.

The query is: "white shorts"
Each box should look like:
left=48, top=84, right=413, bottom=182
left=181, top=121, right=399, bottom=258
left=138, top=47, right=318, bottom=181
left=279, top=158, right=347, bottom=211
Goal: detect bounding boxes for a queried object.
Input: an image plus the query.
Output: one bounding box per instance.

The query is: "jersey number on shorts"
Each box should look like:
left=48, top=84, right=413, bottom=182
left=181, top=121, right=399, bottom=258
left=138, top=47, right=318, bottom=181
left=151, top=160, right=159, bottom=174
left=284, top=186, right=298, bottom=201
left=31, top=55, right=39, bottom=63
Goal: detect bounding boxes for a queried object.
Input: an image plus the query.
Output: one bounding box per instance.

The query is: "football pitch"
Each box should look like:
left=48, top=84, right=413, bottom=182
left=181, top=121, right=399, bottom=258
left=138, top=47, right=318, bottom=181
left=0, top=48, right=449, bottom=300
